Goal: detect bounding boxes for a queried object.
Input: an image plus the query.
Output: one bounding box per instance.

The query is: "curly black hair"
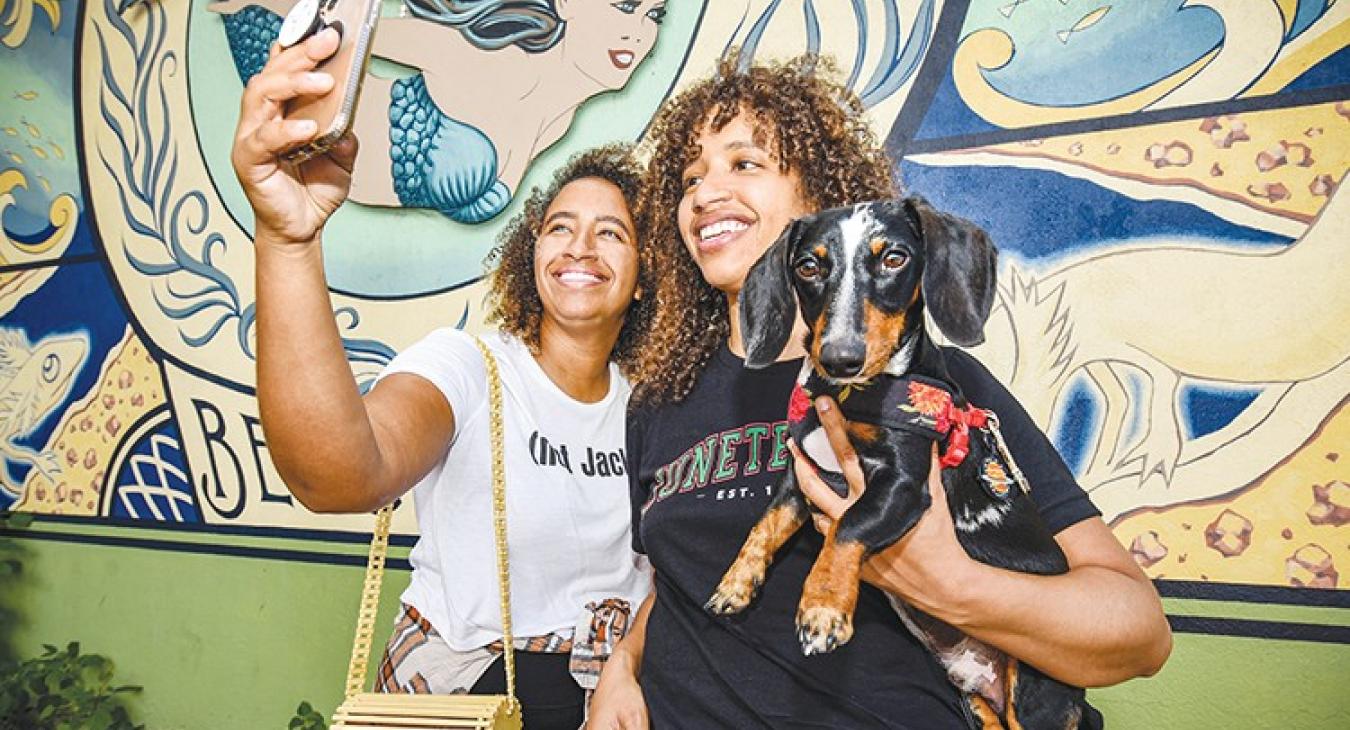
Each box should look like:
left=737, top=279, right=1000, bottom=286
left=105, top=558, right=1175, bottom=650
left=629, top=54, right=897, bottom=407
left=485, top=143, right=653, bottom=373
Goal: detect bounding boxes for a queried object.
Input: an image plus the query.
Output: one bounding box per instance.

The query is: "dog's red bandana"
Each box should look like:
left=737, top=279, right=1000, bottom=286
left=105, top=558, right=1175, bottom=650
left=789, top=374, right=990, bottom=470
left=920, top=381, right=989, bottom=469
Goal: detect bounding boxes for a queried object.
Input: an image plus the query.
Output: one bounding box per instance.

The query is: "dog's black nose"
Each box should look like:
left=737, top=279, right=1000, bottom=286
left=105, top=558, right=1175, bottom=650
left=820, top=343, right=866, bottom=379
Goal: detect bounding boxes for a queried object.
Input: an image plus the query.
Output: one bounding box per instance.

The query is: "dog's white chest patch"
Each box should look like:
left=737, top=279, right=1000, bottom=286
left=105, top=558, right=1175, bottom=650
left=799, top=427, right=843, bottom=475
left=954, top=502, right=1011, bottom=532
left=943, top=646, right=1000, bottom=692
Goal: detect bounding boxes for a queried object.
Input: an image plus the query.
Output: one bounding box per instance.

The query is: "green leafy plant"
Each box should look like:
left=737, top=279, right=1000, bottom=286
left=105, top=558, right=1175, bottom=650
left=289, top=700, right=327, bottom=730
left=0, top=641, right=143, bottom=730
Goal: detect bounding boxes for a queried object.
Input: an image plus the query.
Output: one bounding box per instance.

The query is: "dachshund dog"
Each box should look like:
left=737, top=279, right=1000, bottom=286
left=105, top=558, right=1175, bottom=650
left=706, top=198, right=1084, bottom=729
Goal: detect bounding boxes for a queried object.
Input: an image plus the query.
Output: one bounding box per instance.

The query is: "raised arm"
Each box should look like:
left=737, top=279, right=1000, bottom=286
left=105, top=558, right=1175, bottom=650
left=797, top=398, right=1171, bottom=687
left=235, top=30, right=453, bottom=513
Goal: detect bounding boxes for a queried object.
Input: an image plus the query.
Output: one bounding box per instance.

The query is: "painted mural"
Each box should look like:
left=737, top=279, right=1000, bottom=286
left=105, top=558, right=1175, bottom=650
left=0, top=0, right=1345, bottom=604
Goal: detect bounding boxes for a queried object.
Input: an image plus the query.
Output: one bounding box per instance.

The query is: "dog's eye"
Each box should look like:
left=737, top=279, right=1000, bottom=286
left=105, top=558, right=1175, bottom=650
left=881, top=251, right=909, bottom=271
left=794, top=259, right=821, bottom=280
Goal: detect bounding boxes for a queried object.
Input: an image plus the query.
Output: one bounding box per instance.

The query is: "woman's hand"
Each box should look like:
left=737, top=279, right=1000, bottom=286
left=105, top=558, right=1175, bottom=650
left=794, top=395, right=1172, bottom=685
left=587, top=652, right=648, bottom=730
left=792, top=397, right=977, bottom=616
left=231, top=27, right=357, bottom=245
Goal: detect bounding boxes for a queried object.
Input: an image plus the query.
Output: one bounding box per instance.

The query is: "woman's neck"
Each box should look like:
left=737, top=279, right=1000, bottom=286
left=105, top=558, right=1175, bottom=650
left=727, top=293, right=808, bottom=361
left=534, top=321, right=620, bottom=403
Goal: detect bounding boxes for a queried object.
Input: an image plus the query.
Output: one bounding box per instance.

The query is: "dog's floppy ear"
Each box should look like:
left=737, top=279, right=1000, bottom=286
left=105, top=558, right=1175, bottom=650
left=740, top=219, right=805, bottom=368
left=904, top=196, right=998, bottom=346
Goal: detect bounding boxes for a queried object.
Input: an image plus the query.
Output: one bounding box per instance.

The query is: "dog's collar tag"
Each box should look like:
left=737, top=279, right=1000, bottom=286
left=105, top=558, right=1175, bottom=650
left=980, top=456, right=1015, bottom=499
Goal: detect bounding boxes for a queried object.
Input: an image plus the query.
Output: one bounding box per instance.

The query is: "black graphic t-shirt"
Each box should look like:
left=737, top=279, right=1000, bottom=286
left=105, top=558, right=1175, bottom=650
left=628, top=344, right=1101, bottom=729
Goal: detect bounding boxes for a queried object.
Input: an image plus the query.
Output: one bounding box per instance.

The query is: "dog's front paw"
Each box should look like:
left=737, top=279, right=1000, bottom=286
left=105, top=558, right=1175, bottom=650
left=705, top=573, right=762, bottom=616
left=796, top=605, right=853, bottom=655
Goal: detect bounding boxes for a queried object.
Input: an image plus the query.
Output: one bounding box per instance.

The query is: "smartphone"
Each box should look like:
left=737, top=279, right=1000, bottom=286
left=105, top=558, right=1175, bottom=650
left=279, top=0, right=381, bottom=163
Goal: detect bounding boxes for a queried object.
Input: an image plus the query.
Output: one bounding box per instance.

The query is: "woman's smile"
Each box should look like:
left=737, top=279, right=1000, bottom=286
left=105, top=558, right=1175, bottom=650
left=554, top=266, right=609, bottom=287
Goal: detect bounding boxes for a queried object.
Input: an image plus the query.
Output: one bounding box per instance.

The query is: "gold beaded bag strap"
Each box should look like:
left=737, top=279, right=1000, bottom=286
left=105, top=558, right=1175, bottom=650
left=331, top=335, right=521, bottom=729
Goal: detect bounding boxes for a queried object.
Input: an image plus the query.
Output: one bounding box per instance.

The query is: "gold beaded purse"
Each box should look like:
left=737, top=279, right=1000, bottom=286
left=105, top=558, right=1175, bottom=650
left=331, top=337, right=522, bottom=730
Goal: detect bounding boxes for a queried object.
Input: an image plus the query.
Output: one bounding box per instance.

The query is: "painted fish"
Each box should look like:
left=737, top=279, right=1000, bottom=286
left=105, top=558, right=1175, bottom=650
left=1058, top=5, right=1111, bottom=44
left=0, top=329, right=90, bottom=496
left=21, top=119, right=41, bottom=139
left=27, top=144, right=47, bottom=160
left=5, top=151, right=22, bottom=165
left=38, top=176, right=51, bottom=193
left=13, top=91, right=38, bottom=101
left=48, top=141, right=63, bottom=160
left=2, top=128, right=16, bottom=137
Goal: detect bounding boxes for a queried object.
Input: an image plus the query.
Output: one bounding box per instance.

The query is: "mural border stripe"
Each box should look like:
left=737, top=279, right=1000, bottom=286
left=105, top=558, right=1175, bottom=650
left=0, top=253, right=103, bottom=274
left=1167, top=615, right=1350, bottom=645
left=902, top=83, right=1350, bottom=156
left=21, top=512, right=418, bottom=547
left=0, top=526, right=412, bottom=571
left=1157, top=579, right=1349, bottom=609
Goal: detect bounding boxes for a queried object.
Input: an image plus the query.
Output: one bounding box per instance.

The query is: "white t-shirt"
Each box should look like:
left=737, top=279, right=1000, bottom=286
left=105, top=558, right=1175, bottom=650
left=377, top=329, right=651, bottom=650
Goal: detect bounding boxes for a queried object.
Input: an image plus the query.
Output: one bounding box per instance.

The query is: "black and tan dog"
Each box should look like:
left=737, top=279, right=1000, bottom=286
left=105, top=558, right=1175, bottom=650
left=706, top=198, right=1084, bottom=729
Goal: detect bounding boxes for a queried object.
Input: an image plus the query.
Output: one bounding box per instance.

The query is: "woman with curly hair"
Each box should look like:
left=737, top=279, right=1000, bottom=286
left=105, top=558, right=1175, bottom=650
left=235, top=32, right=655, bottom=730
left=589, top=55, right=1170, bottom=729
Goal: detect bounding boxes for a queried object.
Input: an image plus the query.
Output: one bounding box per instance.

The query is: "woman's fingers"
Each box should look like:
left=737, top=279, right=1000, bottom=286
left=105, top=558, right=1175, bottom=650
left=239, top=69, right=335, bottom=131
left=235, top=118, right=318, bottom=176
left=327, top=132, right=360, bottom=174
left=238, top=28, right=340, bottom=127
left=271, top=25, right=343, bottom=73
left=814, top=396, right=866, bottom=500
left=247, top=70, right=335, bottom=109
left=258, top=118, right=319, bottom=156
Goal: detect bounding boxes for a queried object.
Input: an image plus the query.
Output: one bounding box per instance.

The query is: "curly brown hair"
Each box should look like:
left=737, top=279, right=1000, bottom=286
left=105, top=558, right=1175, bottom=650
left=486, top=143, right=653, bottom=373
left=629, top=54, right=897, bottom=407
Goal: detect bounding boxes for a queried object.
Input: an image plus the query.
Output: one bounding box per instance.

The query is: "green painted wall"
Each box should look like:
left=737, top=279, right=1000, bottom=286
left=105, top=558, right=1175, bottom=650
left=4, top=519, right=1348, bottom=729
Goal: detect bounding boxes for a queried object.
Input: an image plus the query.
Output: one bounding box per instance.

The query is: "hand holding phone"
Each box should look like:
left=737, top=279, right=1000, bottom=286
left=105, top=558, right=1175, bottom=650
left=277, top=0, right=381, bottom=162
left=231, top=27, right=359, bottom=245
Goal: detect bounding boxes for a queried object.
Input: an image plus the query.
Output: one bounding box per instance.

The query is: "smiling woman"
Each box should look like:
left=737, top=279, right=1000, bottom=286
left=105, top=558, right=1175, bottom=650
left=231, top=26, right=661, bottom=717
left=588, top=54, right=1169, bottom=729
left=487, top=144, right=650, bottom=375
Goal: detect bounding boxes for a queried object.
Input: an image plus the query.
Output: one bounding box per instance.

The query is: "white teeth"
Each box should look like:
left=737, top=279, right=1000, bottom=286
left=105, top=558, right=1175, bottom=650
left=558, top=271, right=603, bottom=285
left=613, top=51, right=634, bottom=65
left=699, top=220, right=748, bottom=241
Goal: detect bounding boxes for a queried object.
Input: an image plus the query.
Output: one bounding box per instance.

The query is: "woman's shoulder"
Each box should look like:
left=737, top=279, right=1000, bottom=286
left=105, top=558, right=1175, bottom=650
left=394, top=328, right=525, bottom=374
left=409, top=326, right=481, bottom=352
